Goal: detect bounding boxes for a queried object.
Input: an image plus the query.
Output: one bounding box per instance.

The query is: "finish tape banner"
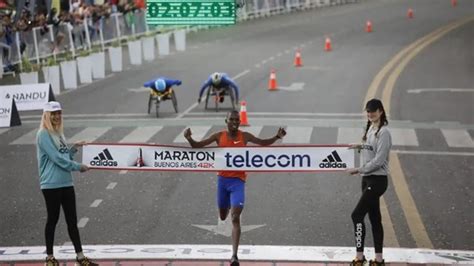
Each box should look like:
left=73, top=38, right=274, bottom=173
left=82, top=144, right=354, bottom=172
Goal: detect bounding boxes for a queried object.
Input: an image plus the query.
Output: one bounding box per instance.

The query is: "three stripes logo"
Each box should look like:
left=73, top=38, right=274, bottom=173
left=90, top=148, right=118, bottom=167
left=319, top=150, right=347, bottom=168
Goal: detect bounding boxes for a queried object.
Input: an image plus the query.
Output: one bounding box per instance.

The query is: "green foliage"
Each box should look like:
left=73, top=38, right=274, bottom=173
left=64, top=52, right=74, bottom=61
left=21, top=57, right=40, bottom=73
left=128, top=35, right=138, bottom=42
left=91, top=45, right=102, bottom=53
left=78, top=49, right=90, bottom=57
left=111, top=39, right=121, bottom=47
left=45, top=56, right=59, bottom=66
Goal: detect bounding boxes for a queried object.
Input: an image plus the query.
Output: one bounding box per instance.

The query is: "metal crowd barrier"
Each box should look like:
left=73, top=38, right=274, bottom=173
left=1, top=0, right=359, bottom=74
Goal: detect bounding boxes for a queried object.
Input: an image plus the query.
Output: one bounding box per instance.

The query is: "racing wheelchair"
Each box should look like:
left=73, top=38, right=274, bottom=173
left=147, top=88, right=178, bottom=117
left=204, top=86, right=236, bottom=112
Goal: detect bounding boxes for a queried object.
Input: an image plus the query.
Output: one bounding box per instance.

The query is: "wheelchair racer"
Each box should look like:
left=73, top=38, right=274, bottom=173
left=197, top=72, right=240, bottom=105
left=143, top=77, right=182, bottom=98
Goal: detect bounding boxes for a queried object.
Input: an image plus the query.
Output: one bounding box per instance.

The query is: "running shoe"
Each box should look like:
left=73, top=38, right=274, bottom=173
left=76, top=257, right=99, bottom=266
left=369, top=259, right=385, bottom=266
left=230, top=254, right=240, bottom=266
left=44, top=256, right=59, bottom=266
left=350, top=256, right=366, bottom=266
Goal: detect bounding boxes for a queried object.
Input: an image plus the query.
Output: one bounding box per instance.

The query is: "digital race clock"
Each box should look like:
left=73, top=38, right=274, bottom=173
left=146, top=0, right=236, bottom=25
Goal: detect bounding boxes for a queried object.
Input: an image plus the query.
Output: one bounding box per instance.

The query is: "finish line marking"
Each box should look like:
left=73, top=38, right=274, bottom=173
left=0, top=245, right=472, bottom=264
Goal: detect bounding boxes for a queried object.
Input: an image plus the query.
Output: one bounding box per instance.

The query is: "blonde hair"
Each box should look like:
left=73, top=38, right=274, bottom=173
left=40, top=111, right=63, bottom=134
left=40, top=111, right=66, bottom=148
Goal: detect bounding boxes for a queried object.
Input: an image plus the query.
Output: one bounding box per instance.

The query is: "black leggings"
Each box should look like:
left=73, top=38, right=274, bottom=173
left=42, top=186, right=83, bottom=255
left=351, top=175, right=388, bottom=253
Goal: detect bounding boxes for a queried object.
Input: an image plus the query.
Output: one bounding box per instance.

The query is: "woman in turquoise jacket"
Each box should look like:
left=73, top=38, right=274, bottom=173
left=36, top=101, right=98, bottom=266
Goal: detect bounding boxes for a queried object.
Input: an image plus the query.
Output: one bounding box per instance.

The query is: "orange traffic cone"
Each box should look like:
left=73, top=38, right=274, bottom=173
left=325, top=37, right=332, bottom=52
left=294, top=49, right=303, bottom=67
left=366, top=20, right=372, bottom=33
left=268, top=69, right=278, bottom=90
left=239, top=101, right=249, bottom=126
left=407, top=8, right=414, bottom=19
left=451, top=0, right=457, bottom=7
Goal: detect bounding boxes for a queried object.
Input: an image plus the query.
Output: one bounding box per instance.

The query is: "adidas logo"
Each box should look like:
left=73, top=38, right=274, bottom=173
left=90, top=148, right=118, bottom=167
left=319, top=150, right=347, bottom=168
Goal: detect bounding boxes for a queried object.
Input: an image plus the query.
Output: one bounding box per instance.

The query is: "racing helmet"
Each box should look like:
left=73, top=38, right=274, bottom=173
left=211, top=72, right=223, bottom=85
left=154, top=79, right=166, bottom=92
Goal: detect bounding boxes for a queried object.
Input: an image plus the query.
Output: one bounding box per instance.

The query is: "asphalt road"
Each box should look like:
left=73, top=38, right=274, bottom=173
left=0, top=0, right=473, bottom=253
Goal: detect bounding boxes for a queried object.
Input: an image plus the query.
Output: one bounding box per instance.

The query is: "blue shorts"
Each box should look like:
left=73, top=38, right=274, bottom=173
left=217, top=176, right=245, bottom=209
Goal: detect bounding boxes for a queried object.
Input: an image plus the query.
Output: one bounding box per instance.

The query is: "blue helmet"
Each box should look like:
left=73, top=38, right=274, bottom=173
left=154, top=79, right=166, bottom=92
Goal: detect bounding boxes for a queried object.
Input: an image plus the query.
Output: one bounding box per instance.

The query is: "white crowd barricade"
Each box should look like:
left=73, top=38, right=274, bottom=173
left=173, top=29, right=186, bottom=52
left=42, top=65, right=61, bottom=95
left=156, top=33, right=170, bottom=56
left=76, top=55, right=93, bottom=83
left=91, top=51, right=106, bottom=79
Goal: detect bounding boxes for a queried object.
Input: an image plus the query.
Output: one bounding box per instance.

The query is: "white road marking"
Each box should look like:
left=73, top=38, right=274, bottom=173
left=128, top=87, right=149, bottom=92
left=10, top=129, right=37, bottom=145
left=90, top=199, right=103, bottom=208
left=0, top=245, right=470, bottom=263
left=441, top=129, right=474, bottom=148
left=120, top=126, right=163, bottom=143
left=185, top=112, right=364, bottom=117
left=279, top=82, right=305, bottom=92
left=407, top=88, right=474, bottom=93
left=390, top=128, right=419, bottom=146
left=174, top=126, right=211, bottom=143
left=77, top=217, right=89, bottom=228
left=337, top=127, right=363, bottom=144
left=242, top=126, right=263, bottom=138
left=392, top=150, right=474, bottom=156
left=69, top=127, right=111, bottom=143
left=119, top=170, right=128, bottom=174
left=282, top=126, right=313, bottom=144
left=0, top=128, right=9, bottom=135
left=106, top=182, right=117, bottom=190
left=192, top=216, right=265, bottom=237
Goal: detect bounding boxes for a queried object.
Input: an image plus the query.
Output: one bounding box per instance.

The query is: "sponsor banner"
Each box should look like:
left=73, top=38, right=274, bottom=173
left=83, top=144, right=354, bottom=171
left=0, top=245, right=472, bottom=264
left=0, top=91, right=21, bottom=128
left=0, top=83, right=55, bottom=111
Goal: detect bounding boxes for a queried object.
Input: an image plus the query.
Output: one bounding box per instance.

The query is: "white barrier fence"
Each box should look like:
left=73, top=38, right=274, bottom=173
left=1, top=0, right=359, bottom=76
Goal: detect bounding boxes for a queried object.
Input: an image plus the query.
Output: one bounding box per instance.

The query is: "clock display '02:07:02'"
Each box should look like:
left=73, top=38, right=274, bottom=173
left=146, top=0, right=236, bottom=25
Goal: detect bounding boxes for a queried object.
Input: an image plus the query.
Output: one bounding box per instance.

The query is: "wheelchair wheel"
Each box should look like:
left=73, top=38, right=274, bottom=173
left=155, top=98, right=160, bottom=118
left=204, top=86, right=211, bottom=110
left=147, top=94, right=153, bottom=114
left=171, top=90, right=178, bottom=113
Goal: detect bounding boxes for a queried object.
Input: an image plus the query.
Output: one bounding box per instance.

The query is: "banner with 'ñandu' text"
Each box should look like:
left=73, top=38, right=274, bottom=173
left=82, top=144, right=354, bottom=172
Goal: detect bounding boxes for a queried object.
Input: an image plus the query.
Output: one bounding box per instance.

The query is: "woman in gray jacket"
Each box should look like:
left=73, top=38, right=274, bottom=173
left=347, top=99, right=392, bottom=266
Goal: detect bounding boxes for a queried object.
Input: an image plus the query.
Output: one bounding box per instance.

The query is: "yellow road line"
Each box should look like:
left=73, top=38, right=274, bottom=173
left=382, top=16, right=474, bottom=115
left=380, top=196, right=400, bottom=247
left=364, top=15, right=474, bottom=249
left=389, top=152, right=433, bottom=248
